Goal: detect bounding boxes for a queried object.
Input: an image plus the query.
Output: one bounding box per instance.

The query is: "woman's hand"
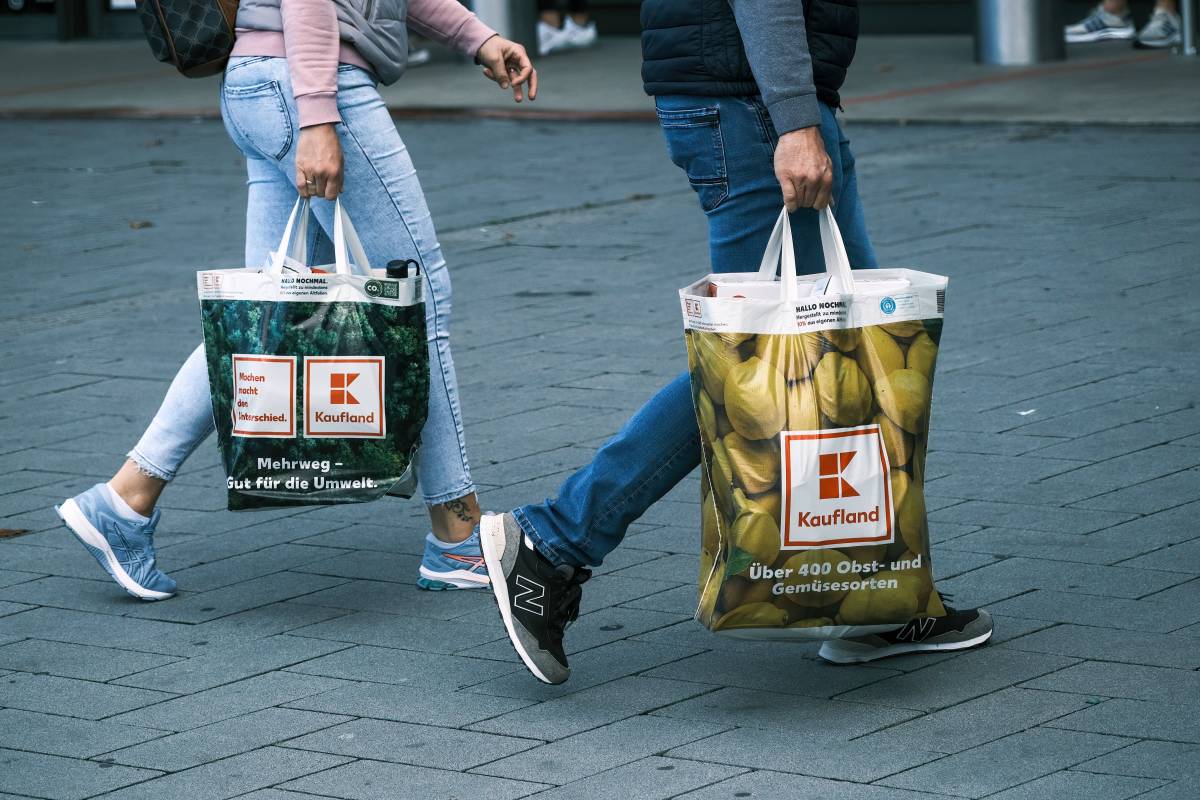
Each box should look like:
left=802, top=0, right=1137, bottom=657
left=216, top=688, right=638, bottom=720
left=476, top=35, right=537, bottom=102
left=296, top=123, right=344, bottom=199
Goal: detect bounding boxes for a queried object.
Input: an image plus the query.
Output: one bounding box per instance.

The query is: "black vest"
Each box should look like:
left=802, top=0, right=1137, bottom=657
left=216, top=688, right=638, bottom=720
left=640, top=0, right=859, bottom=109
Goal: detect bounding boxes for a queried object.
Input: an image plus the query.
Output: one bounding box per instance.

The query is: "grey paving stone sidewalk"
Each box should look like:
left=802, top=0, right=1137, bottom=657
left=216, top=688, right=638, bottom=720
left=0, top=117, right=1198, bottom=800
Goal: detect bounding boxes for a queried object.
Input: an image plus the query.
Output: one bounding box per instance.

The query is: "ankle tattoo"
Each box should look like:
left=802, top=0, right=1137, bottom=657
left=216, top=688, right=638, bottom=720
left=442, top=498, right=475, bottom=524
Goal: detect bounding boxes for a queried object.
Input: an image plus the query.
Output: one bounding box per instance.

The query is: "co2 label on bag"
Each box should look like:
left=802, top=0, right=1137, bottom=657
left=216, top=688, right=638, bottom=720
left=304, top=357, right=386, bottom=438
left=231, top=355, right=296, bottom=438
left=780, top=424, right=894, bottom=549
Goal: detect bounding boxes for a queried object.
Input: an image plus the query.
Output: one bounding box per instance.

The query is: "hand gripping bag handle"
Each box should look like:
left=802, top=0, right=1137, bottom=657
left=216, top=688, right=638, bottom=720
left=268, top=197, right=372, bottom=276
left=755, top=206, right=857, bottom=299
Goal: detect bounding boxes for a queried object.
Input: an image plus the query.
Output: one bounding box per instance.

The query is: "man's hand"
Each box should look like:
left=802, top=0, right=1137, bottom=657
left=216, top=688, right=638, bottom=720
left=476, top=35, right=537, bottom=102
left=774, top=127, right=832, bottom=211
left=296, top=123, right=343, bottom=200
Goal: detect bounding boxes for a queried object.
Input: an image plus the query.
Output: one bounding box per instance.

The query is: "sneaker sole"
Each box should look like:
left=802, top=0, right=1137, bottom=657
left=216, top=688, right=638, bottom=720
left=1134, top=37, right=1180, bottom=49
left=1065, top=29, right=1136, bottom=43
left=56, top=499, right=173, bottom=601
left=417, top=565, right=489, bottom=590
left=479, top=515, right=556, bottom=685
left=818, top=627, right=994, bottom=665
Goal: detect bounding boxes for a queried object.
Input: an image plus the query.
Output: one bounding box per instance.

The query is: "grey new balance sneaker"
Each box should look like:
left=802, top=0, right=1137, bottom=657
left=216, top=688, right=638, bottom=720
left=818, top=604, right=993, bottom=664
left=479, top=512, right=590, bottom=684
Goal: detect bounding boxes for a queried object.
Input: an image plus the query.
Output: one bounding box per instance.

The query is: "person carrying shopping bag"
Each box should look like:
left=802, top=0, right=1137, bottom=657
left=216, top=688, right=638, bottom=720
left=478, top=0, right=993, bottom=684
left=54, top=0, right=536, bottom=600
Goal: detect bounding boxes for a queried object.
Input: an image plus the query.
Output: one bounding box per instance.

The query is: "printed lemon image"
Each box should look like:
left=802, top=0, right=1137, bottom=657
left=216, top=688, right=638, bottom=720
left=777, top=550, right=853, bottom=607
left=686, top=318, right=945, bottom=639
left=715, top=601, right=788, bottom=629
left=754, top=332, right=823, bottom=382
left=836, top=569, right=922, bottom=625
left=813, top=351, right=872, bottom=426
left=875, top=369, right=931, bottom=434
left=724, top=432, right=780, bottom=495
left=728, top=488, right=781, bottom=571
left=723, top=356, right=788, bottom=440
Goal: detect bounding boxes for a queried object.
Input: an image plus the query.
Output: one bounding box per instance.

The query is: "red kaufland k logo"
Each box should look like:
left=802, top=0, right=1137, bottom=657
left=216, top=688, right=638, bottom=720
left=819, top=451, right=860, bottom=500
left=330, top=373, right=359, bottom=405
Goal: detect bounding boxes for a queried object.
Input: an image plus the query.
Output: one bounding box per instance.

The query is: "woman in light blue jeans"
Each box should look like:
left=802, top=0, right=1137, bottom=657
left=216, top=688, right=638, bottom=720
left=56, top=40, right=537, bottom=600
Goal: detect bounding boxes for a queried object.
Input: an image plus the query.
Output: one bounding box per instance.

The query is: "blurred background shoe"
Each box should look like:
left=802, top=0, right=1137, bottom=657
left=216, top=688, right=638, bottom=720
left=1134, top=8, right=1183, bottom=48
left=563, top=17, right=598, bottom=49
left=408, top=38, right=432, bottom=67
left=1065, top=4, right=1136, bottom=42
left=537, top=21, right=573, bottom=56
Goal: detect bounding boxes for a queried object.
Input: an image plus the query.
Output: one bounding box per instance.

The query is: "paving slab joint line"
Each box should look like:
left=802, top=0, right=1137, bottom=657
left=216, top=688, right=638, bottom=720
left=978, top=378, right=1143, bottom=418
left=829, top=651, right=1071, bottom=710
left=94, top=645, right=359, bottom=711
left=1036, top=455, right=1200, bottom=492
left=1108, top=542, right=1200, bottom=572
left=655, top=765, right=755, bottom=800
left=75, top=743, right=346, bottom=796
left=114, top=578, right=361, bottom=627
left=276, top=716, right=550, bottom=745
left=1128, top=578, right=1195, bottom=604
left=440, top=188, right=690, bottom=234
left=613, top=580, right=701, bottom=609
left=666, top=751, right=960, bottom=797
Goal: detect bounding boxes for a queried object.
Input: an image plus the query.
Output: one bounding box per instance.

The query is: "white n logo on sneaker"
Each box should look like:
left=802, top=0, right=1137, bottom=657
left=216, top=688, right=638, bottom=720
left=893, top=617, right=937, bottom=643
left=513, top=575, right=546, bottom=616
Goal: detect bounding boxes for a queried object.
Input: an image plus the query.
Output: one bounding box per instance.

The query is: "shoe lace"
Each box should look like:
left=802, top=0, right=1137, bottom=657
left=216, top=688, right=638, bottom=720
left=547, top=565, right=591, bottom=639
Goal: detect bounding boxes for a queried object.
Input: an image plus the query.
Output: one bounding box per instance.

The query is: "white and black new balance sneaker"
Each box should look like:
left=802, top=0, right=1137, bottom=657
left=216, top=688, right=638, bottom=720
left=479, top=512, right=591, bottom=684
left=818, top=601, right=993, bottom=665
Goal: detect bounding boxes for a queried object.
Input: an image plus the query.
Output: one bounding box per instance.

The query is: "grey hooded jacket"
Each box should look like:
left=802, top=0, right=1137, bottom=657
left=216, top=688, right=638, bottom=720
left=237, top=0, right=409, bottom=84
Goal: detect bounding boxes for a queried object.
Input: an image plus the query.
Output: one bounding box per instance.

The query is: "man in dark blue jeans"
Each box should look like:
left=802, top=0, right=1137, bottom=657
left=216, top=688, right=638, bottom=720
left=480, top=0, right=993, bottom=684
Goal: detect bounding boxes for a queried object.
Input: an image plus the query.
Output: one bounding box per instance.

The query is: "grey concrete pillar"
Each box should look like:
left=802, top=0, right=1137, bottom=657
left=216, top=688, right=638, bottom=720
left=471, top=0, right=538, bottom=54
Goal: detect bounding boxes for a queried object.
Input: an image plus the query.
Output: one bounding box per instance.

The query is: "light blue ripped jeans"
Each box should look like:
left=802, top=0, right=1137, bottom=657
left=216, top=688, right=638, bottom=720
left=130, top=55, right=475, bottom=506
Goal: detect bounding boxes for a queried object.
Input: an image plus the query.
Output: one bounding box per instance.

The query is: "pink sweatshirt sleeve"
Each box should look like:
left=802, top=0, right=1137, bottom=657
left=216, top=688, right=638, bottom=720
left=281, top=0, right=341, bottom=128
left=407, top=0, right=497, bottom=57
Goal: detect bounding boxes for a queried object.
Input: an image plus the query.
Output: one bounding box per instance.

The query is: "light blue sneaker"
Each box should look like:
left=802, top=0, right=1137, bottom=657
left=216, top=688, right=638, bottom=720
left=55, top=484, right=177, bottom=601
left=416, top=529, right=489, bottom=591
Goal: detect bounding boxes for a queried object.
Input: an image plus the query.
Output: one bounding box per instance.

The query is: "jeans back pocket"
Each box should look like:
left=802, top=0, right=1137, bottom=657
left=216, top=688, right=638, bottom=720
left=656, top=106, right=728, bottom=212
left=221, top=78, right=295, bottom=162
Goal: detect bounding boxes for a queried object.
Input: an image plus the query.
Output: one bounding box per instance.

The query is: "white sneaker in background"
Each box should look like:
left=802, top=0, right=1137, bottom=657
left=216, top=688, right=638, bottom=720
left=1135, top=8, right=1182, bottom=49
left=1064, top=4, right=1136, bottom=43
left=563, top=17, right=598, bottom=49
left=538, top=21, right=573, bottom=56
left=407, top=47, right=432, bottom=67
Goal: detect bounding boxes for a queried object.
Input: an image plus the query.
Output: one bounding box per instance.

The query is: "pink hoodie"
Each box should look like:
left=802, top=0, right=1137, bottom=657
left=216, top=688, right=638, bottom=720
left=231, top=0, right=497, bottom=127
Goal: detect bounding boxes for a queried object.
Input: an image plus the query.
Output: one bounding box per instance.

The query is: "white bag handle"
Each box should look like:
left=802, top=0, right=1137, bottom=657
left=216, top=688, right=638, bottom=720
left=332, top=198, right=372, bottom=277
left=269, top=197, right=312, bottom=272
left=755, top=206, right=856, bottom=298
left=268, top=197, right=372, bottom=277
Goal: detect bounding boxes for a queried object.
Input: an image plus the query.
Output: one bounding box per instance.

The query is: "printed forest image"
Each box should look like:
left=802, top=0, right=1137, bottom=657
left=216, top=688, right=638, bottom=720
left=201, top=298, right=429, bottom=509
left=690, top=319, right=947, bottom=635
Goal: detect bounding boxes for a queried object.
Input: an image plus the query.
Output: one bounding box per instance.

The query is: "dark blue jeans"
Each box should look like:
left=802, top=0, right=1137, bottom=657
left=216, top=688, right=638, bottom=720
left=516, top=97, right=879, bottom=567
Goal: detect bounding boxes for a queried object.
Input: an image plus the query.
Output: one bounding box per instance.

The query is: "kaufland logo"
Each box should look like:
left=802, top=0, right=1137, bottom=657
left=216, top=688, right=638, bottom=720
left=819, top=452, right=859, bottom=499
left=781, top=425, right=893, bottom=549
left=305, top=357, right=385, bottom=438
left=330, top=373, right=359, bottom=405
